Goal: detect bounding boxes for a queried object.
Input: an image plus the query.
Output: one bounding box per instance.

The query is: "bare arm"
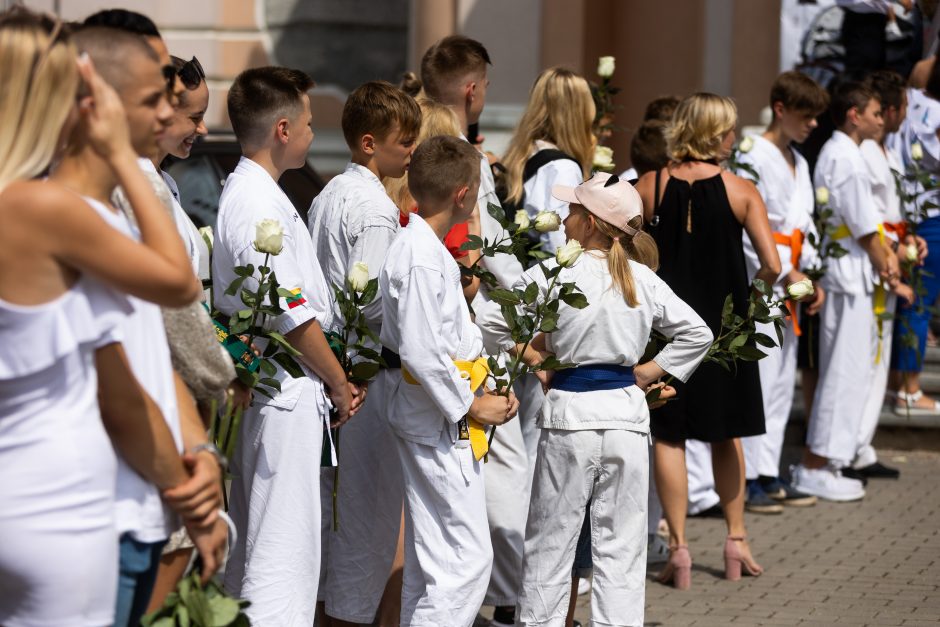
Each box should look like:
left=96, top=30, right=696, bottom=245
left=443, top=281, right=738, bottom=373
left=95, top=343, right=188, bottom=490
left=727, top=172, right=781, bottom=287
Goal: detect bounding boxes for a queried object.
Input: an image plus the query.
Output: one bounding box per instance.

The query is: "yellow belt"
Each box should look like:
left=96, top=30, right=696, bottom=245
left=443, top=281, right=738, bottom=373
left=832, top=223, right=888, bottom=363
left=402, top=357, right=491, bottom=460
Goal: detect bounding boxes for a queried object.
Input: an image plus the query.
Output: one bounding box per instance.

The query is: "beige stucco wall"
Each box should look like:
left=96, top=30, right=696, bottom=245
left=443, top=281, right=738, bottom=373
left=19, top=0, right=782, bottom=175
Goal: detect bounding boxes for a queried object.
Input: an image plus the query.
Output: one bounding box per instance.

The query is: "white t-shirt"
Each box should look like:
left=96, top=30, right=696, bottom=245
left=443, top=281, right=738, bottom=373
left=85, top=196, right=182, bottom=543
left=522, top=140, right=583, bottom=254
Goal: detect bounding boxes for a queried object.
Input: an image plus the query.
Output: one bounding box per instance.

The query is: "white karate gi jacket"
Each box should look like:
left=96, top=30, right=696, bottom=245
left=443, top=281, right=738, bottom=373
left=477, top=254, right=712, bottom=433
left=307, top=162, right=399, bottom=334
left=737, top=134, right=819, bottom=295
left=379, top=213, right=483, bottom=445
left=814, top=130, right=882, bottom=295
left=212, top=157, right=333, bottom=408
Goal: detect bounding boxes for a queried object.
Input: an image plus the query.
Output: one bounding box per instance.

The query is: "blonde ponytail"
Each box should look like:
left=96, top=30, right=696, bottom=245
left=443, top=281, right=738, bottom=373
left=593, top=216, right=659, bottom=307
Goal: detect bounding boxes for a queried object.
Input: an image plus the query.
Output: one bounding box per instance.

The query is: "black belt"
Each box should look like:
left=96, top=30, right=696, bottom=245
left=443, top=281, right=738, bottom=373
left=381, top=347, right=402, bottom=369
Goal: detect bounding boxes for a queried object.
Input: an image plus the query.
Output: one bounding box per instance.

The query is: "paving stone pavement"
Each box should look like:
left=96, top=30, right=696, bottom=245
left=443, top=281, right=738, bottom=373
left=478, top=448, right=939, bottom=626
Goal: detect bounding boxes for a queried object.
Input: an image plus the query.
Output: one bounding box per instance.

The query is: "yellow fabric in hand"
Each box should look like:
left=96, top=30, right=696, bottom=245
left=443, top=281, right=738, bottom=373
left=402, top=357, right=492, bottom=460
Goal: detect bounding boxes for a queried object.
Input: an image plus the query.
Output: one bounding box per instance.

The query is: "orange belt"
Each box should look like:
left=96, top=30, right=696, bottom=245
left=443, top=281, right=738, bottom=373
left=883, top=221, right=907, bottom=241
left=773, top=229, right=804, bottom=337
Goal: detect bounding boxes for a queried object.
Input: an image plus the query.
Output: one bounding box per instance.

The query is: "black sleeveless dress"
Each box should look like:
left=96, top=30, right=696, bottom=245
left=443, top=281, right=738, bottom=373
left=648, top=169, right=766, bottom=442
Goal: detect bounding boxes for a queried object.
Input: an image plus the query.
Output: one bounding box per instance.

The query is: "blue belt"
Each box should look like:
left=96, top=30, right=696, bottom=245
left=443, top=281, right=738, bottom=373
left=550, top=364, right=635, bottom=392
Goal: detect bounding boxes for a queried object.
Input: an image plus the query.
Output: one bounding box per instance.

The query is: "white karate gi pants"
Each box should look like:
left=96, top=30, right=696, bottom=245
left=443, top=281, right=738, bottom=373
left=685, top=440, right=720, bottom=515
left=744, top=320, right=798, bottom=479
left=224, top=387, right=325, bottom=627
left=648, top=445, right=663, bottom=535
left=484, top=373, right=542, bottom=607
left=517, top=429, right=648, bottom=627
left=394, top=426, right=492, bottom=627
left=808, top=291, right=875, bottom=465
left=321, top=371, right=404, bottom=623
left=483, top=416, right=530, bottom=607
left=855, top=293, right=896, bottom=468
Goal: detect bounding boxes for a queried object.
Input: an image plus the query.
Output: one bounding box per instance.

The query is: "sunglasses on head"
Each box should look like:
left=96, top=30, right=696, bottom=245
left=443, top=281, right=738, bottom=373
left=177, top=56, right=205, bottom=90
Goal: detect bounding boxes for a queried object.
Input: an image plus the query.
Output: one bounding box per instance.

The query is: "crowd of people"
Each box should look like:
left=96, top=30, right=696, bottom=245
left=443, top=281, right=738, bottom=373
left=1, top=3, right=938, bottom=627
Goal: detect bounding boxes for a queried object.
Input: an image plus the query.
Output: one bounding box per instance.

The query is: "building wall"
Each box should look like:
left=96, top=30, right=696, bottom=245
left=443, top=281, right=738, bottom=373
left=19, top=0, right=782, bottom=175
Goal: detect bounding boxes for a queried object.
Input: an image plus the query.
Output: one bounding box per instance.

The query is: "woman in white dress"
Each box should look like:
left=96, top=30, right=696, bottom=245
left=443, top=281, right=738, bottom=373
left=0, top=9, right=200, bottom=626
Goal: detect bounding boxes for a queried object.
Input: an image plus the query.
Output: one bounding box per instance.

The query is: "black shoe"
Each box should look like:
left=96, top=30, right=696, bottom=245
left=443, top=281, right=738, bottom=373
left=855, top=461, right=900, bottom=479
left=689, top=503, right=723, bottom=518
left=840, top=467, right=869, bottom=486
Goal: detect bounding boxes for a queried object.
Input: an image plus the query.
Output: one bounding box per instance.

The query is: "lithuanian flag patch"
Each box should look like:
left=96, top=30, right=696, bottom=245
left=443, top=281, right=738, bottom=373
left=286, top=288, right=307, bottom=309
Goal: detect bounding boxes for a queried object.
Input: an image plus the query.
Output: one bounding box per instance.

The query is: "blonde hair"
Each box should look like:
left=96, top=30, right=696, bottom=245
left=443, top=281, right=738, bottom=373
left=589, top=211, right=659, bottom=307
left=502, top=68, right=596, bottom=204
left=384, top=97, right=463, bottom=212
left=666, top=93, right=737, bottom=162
left=0, top=9, right=79, bottom=192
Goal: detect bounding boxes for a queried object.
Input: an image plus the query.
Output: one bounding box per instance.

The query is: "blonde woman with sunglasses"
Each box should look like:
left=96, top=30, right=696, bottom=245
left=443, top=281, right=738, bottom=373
left=0, top=9, right=200, bottom=626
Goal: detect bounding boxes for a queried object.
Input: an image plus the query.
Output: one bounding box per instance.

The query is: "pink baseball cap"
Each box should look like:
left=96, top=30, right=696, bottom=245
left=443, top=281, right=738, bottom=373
left=552, top=172, right=642, bottom=235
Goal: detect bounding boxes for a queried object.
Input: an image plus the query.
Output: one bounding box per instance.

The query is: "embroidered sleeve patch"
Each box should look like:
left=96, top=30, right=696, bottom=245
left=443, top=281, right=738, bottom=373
left=286, top=287, right=307, bottom=309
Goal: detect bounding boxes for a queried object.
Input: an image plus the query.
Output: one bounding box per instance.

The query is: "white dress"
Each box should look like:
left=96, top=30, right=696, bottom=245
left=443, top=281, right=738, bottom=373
left=0, top=276, right=131, bottom=627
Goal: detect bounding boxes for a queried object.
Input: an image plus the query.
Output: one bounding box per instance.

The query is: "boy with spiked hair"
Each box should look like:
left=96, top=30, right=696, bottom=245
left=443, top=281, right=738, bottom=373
left=307, top=80, right=420, bottom=626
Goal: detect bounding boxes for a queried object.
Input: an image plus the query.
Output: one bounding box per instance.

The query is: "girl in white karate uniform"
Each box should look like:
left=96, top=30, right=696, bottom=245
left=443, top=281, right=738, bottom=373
left=479, top=173, right=712, bottom=626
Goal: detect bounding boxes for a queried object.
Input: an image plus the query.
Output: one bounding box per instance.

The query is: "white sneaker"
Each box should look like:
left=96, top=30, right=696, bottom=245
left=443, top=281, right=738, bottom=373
left=791, top=464, right=865, bottom=502
left=577, top=577, right=591, bottom=596
left=647, top=534, right=669, bottom=565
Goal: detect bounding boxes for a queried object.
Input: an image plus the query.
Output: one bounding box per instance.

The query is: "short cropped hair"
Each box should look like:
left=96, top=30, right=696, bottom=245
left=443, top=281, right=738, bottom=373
left=666, top=93, right=737, bottom=162
left=643, top=96, right=680, bottom=122
left=769, top=71, right=829, bottom=116
left=630, top=119, right=669, bottom=177
left=227, top=66, right=315, bottom=149
left=342, top=81, right=421, bottom=149
left=864, top=69, right=905, bottom=111
left=71, top=26, right=159, bottom=92
left=408, top=135, right=480, bottom=204
left=830, top=80, right=877, bottom=127
left=83, top=9, right=160, bottom=38
left=420, top=35, right=491, bottom=102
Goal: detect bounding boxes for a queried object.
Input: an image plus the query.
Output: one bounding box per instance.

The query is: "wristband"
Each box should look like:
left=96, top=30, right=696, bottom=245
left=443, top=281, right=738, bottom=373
left=190, top=442, right=228, bottom=472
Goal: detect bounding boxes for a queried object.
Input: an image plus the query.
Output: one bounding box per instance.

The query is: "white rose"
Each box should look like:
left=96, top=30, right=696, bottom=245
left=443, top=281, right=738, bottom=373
left=593, top=145, right=614, bottom=171
left=815, top=186, right=829, bottom=206
left=534, top=211, right=562, bottom=233
left=912, top=142, right=924, bottom=161
left=738, top=136, right=754, bottom=153
left=253, top=218, right=284, bottom=255
left=514, top=209, right=531, bottom=230
left=907, top=243, right=919, bottom=263
left=556, top=239, right=583, bottom=268
left=787, top=278, right=814, bottom=300
left=597, top=56, right=615, bottom=78
left=347, top=261, right=370, bottom=293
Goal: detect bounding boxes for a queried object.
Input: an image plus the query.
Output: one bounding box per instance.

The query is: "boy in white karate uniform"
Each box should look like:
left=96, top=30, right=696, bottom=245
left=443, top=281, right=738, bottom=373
left=379, top=136, right=518, bottom=626
left=737, top=71, right=829, bottom=512
left=477, top=173, right=711, bottom=626
left=792, top=81, right=901, bottom=502
left=854, top=70, right=919, bottom=481
left=421, top=36, right=534, bottom=623
left=213, top=67, right=360, bottom=627
left=307, top=81, right=421, bottom=625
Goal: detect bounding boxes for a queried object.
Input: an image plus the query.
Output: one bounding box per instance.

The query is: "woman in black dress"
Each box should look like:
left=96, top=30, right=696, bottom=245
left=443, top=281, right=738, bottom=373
left=636, top=93, right=781, bottom=588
